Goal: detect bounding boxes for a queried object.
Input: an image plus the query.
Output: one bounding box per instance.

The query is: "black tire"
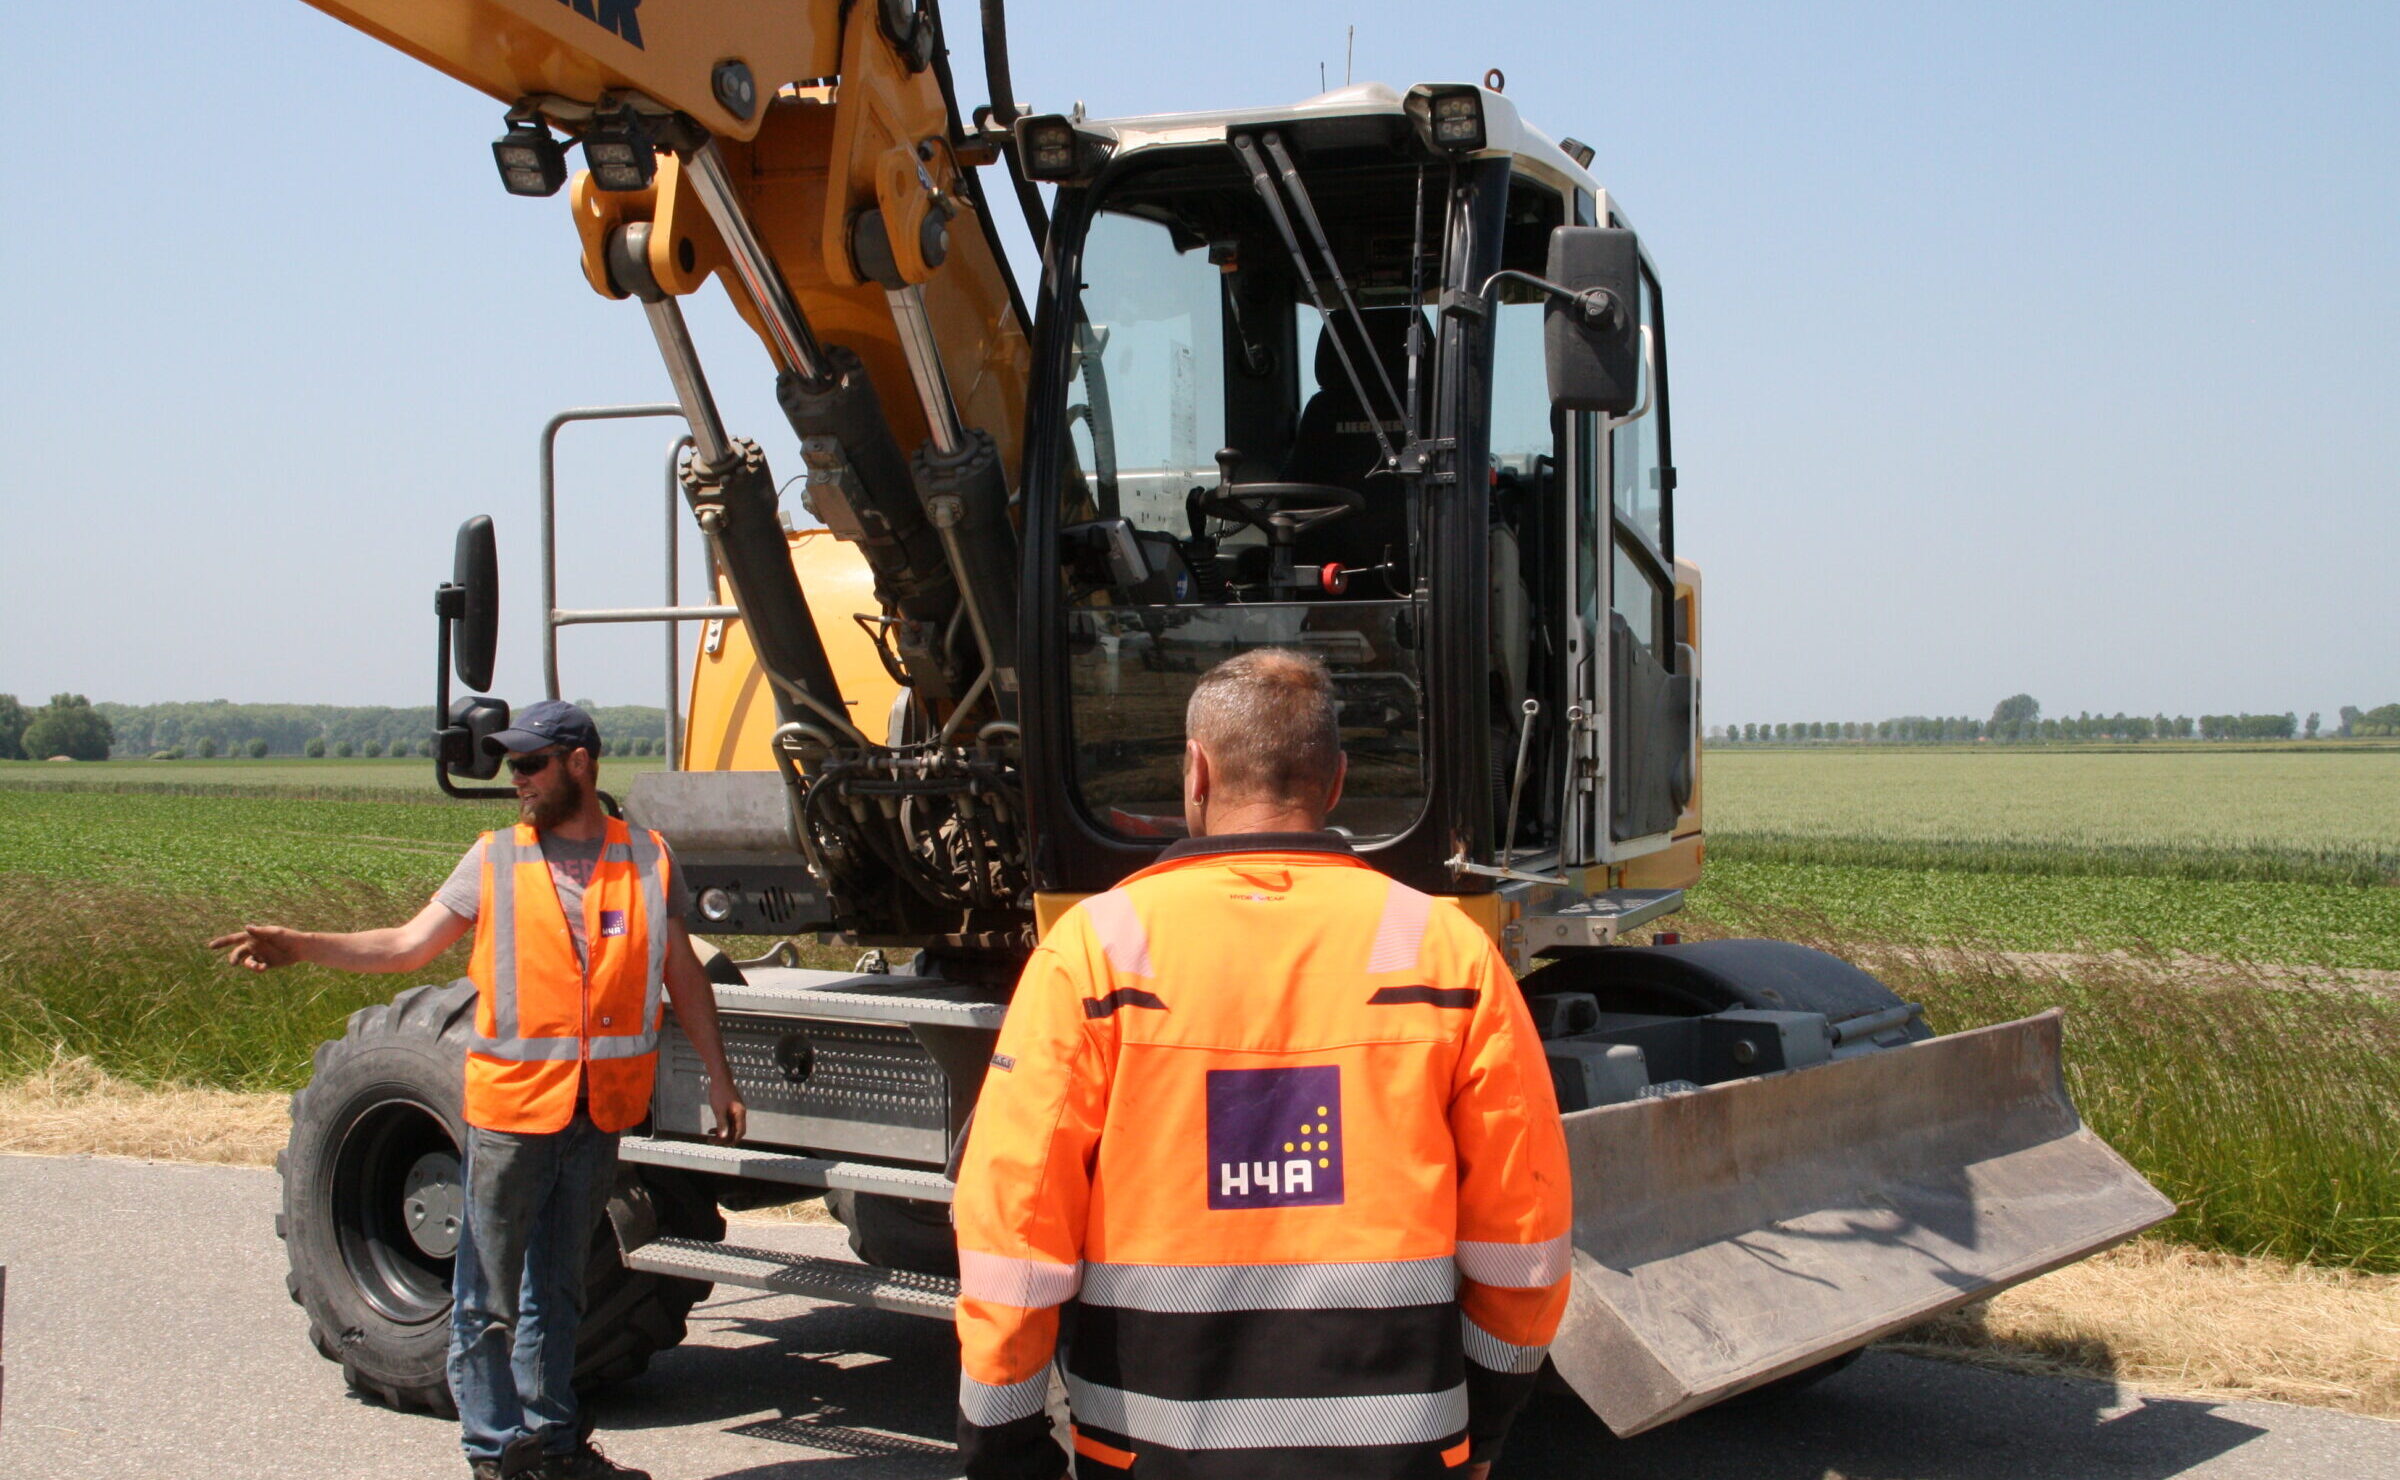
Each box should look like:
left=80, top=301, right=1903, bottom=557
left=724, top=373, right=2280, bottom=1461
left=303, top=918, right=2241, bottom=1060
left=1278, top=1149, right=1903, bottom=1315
left=277, top=980, right=726, bottom=1416
left=827, top=1188, right=959, bottom=1276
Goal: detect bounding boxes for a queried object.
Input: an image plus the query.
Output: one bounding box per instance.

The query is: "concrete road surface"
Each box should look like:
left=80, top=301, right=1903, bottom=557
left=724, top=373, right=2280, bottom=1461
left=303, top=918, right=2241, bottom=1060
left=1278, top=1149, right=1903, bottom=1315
left=1, top=1154, right=2392, bottom=1479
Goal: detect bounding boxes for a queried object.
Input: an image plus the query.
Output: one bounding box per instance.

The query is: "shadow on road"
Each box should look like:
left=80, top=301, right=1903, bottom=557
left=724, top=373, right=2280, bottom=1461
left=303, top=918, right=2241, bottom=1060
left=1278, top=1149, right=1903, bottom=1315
left=1501, top=1352, right=2268, bottom=1480
left=582, top=1288, right=2271, bottom=1480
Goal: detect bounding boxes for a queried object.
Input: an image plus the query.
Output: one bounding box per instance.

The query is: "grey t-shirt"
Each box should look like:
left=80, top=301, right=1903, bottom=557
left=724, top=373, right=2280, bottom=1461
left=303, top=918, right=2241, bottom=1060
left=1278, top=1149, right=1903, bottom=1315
left=436, top=832, right=690, bottom=967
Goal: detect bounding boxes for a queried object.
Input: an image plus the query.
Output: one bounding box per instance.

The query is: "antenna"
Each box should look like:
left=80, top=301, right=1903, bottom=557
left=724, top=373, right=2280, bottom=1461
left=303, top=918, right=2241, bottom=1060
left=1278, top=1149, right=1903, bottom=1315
left=1346, top=25, right=1355, bottom=85
left=1319, top=61, right=1327, bottom=92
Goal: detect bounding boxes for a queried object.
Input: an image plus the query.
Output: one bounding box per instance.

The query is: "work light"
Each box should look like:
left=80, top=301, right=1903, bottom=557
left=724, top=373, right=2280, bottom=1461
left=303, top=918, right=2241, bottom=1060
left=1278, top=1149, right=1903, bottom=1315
left=581, top=110, right=659, bottom=193
left=1016, top=114, right=1106, bottom=182
left=492, top=119, right=568, bottom=197
left=1406, top=85, right=1488, bottom=156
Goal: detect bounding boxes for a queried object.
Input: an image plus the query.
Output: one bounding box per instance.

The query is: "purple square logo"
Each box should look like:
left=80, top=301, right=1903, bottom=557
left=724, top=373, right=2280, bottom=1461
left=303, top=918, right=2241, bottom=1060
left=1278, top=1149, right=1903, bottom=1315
left=1206, top=1066, right=1344, bottom=1209
left=599, top=909, right=628, bottom=938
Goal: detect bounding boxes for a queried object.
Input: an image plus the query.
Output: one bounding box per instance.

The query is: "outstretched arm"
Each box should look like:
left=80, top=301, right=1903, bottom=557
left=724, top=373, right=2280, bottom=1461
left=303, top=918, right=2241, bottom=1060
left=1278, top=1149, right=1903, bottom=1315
left=208, top=900, right=471, bottom=975
left=663, top=921, right=747, bottom=1143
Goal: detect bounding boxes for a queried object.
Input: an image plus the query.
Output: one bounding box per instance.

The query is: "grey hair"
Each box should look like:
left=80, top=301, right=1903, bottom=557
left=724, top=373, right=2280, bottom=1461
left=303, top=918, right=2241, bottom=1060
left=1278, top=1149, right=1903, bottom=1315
left=1185, top=648, right=1341, bottom=806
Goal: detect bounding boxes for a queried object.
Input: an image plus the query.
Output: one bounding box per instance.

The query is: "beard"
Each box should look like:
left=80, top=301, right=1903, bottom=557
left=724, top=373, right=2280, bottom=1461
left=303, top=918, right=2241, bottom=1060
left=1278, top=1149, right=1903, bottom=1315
left=520, top=771, right=586, bottom=831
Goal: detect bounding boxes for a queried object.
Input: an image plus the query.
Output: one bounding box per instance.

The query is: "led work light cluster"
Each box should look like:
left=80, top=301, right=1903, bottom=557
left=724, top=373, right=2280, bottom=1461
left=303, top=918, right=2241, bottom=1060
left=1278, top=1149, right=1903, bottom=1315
left=492, top=108, right=660, bottom=198
left=1404, top=84, right=1490, bottom=157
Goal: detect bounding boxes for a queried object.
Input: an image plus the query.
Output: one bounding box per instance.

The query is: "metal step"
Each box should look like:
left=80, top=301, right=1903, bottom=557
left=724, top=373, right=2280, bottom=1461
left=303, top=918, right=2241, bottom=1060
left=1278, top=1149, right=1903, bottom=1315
left=1506, top=888, right=1685, bottom=966
left=713, top=967, right=1009, bottom=1029
left=620, top=1136, right=955, bottom=1202
left=625, top=1237, right=959, bottom=1320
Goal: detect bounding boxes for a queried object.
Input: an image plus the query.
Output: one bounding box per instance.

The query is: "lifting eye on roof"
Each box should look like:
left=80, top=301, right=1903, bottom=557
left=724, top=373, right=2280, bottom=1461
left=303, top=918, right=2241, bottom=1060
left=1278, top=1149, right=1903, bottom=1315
left=1405, top=84, right=1487, bottom=157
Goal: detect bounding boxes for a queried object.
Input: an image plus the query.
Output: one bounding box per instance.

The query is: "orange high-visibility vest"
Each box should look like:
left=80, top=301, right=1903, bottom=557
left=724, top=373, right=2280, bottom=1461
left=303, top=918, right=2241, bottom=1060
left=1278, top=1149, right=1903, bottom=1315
left=953, top=838, right=1572, bottom=1479
left=463, top=817, right=672, bottom=1134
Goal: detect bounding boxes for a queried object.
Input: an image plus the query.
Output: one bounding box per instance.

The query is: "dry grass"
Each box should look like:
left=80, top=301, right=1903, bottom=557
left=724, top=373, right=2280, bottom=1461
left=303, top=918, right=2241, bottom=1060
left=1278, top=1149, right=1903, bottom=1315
left=1893, top=1237, right=2400, bottom=1418
left=0, top=1050, right=286, bottom=1165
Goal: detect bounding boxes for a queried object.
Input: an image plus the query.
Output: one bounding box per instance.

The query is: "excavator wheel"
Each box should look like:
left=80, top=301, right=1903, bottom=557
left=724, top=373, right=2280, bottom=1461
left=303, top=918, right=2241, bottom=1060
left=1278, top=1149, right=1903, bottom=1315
left=277, top=980, right=724, bottom=1416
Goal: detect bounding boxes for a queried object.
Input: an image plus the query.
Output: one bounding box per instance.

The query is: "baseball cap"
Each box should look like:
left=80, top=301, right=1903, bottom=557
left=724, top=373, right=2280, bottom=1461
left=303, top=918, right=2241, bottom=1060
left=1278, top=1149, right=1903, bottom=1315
left=482, top=699, right=603, bottom=757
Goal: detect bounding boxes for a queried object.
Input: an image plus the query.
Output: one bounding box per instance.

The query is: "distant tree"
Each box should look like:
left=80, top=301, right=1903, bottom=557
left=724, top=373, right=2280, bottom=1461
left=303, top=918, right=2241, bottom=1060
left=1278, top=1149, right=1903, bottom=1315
left=0, top=694, right=26, bottom=760
left=335, top=740, right=354, bottom=758
left=2305, top=712, right=2321, bottom=739
left=20, top=694, right=114, bottom=761
left=2359, top=703, right=2400, bottom=738
left=306, top=737, right=327, bottom=758
left=1990, top=694, right=2040, bottom=735
left=363, top=740, right=384, bottom=758
left=2338, top=705, right=2363, bottom=738
left=197, top=737, right=219, bottom=759
left=416, top=738, right=434, bottom=758
left=246, top=738, right=269, bottom=758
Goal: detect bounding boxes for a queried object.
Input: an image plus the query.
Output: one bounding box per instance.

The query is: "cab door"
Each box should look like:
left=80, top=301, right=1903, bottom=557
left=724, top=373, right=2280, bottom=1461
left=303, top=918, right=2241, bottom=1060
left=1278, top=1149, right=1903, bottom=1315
left=1596, top=256, right=1690, bottom=852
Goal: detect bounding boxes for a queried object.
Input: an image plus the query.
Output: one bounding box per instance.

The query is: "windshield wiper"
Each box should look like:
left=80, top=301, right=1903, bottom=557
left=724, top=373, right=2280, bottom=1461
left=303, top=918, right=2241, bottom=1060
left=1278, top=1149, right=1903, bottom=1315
left=1260, top=133, right=1416, bottom=444
left=1231, top=134, right=1406, bottom=471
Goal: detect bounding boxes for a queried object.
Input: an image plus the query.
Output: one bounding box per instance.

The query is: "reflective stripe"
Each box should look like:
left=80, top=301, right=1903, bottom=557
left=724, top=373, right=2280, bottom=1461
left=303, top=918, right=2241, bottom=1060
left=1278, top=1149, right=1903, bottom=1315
left=1081, top=889, right=1154, bottom=977
left=628, top=828, right=667, bottom=1037
left=1365, top=882, right=1430, bottom=973
left=585, top=1030, right=661, bottom=1059
left=1066, top=1377, right=1467, bottom=1451
left=1080, top=1258, right=1456, bottom=1314
left=469, top=1034, right=583, bottom=1062
left=959, top=1371, right=1050, bottom=1426
left=1462, top=1312, right=1548, bottom=1374
left=485, top=832, right=520, bottom=1040
left=959, top=1249, right=1082, bottom=1309
left=1455, top=1233, right=1572, bottom=1289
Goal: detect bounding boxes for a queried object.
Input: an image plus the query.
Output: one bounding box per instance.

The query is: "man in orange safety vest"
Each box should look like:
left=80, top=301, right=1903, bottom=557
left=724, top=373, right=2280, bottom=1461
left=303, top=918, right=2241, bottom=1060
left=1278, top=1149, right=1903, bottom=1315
left=953, top=651, right=1572, bottom=1480
left=212, top=700, right=744, bottom=1480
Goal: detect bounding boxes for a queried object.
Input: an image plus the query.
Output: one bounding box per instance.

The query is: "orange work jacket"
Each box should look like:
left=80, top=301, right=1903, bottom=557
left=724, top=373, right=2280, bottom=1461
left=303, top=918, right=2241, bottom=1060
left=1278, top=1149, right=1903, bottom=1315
left=952, top=835, right=1572, bottom=1480
left=463, top=817, right=672, bottom=1135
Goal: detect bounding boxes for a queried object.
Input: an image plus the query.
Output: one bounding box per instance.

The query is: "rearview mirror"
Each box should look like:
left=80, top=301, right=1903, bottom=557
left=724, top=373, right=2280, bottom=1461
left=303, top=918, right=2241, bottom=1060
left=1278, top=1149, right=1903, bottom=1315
left=451, top=516, right=499, bottom=693
left=1544, top=226, right=1644, bottom=415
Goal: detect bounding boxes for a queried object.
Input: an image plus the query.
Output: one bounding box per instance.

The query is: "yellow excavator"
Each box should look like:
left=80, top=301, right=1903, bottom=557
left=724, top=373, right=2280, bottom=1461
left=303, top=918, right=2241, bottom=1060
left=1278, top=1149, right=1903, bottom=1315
left=272, top=0, right=2171, bottom=1440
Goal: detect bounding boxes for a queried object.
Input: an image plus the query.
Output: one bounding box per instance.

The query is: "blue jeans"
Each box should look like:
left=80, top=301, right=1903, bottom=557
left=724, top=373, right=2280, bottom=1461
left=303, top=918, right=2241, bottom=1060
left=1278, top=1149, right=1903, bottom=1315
left=449, top=1111, right=621, bottom=1463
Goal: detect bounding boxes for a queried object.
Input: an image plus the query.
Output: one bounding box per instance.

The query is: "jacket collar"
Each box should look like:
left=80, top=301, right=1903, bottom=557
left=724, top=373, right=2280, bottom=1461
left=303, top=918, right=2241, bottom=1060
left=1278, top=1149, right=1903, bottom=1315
left=1155, top=829, right=1356, bottom=862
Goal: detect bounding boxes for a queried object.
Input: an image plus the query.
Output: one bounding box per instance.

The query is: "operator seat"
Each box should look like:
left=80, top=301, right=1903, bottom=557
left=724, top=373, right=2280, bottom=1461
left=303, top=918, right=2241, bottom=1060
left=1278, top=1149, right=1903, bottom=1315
left=1281, top=308, right=1424, bottom=578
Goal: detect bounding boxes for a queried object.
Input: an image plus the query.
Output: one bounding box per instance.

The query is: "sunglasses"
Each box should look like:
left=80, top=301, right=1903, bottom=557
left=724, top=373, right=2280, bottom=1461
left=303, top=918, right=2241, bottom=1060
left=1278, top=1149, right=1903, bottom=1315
left=506, top=750, right=565, bottom=778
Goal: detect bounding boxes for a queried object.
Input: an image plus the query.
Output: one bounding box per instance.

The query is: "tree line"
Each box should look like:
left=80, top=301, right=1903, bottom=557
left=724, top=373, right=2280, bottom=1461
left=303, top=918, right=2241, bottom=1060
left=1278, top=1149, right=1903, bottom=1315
left=0, top=698, right=671, bottom=761
left=1714, top=695, right=2400, bottom=745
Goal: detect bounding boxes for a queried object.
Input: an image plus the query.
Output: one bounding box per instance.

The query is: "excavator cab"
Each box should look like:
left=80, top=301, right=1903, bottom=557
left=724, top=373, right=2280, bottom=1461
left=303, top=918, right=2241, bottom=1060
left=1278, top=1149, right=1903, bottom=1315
left=1017, top=85, right=1692, bottom=899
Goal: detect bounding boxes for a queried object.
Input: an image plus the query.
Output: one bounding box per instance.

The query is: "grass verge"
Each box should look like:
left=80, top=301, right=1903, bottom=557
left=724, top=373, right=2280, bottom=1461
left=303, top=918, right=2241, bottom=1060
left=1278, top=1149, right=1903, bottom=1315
left=1892, top=1237, right=2400, bottom=1418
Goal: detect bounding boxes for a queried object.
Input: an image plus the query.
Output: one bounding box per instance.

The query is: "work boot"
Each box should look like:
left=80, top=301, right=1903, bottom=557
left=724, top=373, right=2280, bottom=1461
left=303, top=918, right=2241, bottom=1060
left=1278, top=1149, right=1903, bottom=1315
left=538, top=1440, right=652, bottom=1480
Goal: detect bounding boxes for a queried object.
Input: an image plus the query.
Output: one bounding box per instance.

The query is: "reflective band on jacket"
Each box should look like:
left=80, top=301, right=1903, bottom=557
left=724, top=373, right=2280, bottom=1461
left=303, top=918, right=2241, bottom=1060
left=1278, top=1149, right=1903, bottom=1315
left=1078, top=1258, right=1456, bottom=1314
left=959, top=1371, right=1051, bottom=1426
left=1066, top=1377, right=1468, bottom=1451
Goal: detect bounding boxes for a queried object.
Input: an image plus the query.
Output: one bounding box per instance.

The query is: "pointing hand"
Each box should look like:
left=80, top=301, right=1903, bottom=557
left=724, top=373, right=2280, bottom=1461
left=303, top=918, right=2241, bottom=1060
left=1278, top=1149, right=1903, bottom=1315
left=207, top=924, right=301, bottom=972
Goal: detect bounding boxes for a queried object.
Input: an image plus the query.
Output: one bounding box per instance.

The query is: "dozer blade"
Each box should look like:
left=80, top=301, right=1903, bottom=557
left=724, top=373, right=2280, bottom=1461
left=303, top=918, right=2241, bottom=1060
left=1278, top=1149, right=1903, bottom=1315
left=1548, top=1009, right=2173, bottom=1435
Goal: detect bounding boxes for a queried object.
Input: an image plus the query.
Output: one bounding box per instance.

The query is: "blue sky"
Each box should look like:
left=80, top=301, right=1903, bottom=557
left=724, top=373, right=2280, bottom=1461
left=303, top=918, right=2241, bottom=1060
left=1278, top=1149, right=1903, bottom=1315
left=2, top=1, right=2392, bottom=725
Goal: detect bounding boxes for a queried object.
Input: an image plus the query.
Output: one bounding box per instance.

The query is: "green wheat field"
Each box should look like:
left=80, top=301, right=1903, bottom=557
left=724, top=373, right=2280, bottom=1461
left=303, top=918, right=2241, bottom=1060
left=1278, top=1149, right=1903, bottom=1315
left=3, top=746, right=2396, bottom=1269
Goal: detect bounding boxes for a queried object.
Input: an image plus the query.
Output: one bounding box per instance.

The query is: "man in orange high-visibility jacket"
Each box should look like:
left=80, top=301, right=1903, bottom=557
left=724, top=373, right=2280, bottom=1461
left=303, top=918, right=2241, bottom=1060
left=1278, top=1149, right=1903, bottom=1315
left=954, top=652, right=1572, bottom=1480
left=212, top=701, right=745, bottom=1480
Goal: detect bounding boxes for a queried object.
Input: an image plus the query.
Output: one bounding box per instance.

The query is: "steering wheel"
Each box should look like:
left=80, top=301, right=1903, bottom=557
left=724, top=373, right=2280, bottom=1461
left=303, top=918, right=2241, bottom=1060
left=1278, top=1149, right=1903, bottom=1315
left=1196, top=481, right=1366, bottom=540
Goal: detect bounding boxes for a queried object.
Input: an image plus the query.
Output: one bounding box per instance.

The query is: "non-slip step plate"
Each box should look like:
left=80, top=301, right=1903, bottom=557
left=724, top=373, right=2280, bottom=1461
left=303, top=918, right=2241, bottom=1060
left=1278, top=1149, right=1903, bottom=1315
left=625, top=1237, right=959, bottom=1320
left=619, top=1135, right=955, bottom=1202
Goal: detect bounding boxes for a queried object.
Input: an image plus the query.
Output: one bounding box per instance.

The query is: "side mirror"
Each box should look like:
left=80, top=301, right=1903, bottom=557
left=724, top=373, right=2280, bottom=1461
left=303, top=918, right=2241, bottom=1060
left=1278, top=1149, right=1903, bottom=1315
left=1544, top=226, right=1644, bottom=415
left=450, top=516, right=500, bottom=693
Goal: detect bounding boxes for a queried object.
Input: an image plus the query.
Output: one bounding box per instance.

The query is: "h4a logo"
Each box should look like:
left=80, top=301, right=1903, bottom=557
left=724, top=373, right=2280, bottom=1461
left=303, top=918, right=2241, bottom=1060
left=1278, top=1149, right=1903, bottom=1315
left=1206, top=1065, right=1344, bottom=1209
